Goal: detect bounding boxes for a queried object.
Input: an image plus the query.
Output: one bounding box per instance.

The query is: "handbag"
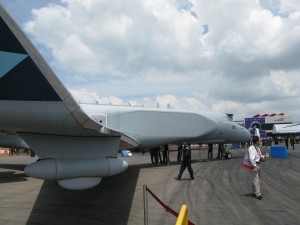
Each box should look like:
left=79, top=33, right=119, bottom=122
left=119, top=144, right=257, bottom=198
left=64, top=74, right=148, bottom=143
left=242, top=150, right=254, bottom=169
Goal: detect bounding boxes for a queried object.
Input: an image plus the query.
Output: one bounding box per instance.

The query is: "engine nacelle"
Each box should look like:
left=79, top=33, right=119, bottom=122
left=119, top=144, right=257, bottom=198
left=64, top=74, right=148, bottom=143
left=57, top=177, right=103, bottom=190
left=25, top=157, right=128, bottom=180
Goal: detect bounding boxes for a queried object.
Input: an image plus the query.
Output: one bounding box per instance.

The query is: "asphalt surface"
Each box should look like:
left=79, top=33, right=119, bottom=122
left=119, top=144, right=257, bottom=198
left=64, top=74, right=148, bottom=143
left=0, top=145, right=300, bottom=225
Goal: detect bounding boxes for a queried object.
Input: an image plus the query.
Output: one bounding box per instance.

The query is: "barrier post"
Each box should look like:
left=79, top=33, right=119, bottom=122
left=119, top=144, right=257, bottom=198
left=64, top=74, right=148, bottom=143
left=175, top=204, right=188, bottom=225
left=143, top=185, right=148, bottom=225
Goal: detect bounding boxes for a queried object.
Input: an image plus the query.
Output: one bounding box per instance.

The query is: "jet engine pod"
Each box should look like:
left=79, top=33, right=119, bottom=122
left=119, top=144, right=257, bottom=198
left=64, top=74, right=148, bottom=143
left=58, top=177, right=102, bottom=190
left=24, top=157, right=128, bottom=182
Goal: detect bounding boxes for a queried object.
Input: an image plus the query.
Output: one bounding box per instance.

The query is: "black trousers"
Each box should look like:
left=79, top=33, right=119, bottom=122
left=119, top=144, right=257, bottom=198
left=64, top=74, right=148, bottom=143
left=177, top=150, right=182, bottom=162
left=162, top=151, right=168, bottom=163
left=178, top=161, right=194, bottom=178
left=158, top=151, right=162, bottom=163
left=208, top=150, right=213, bottom=159
left=208, top=144, right=213, bottom=159
left=217, top=145, right=224, bottom=158
left=150, top=152, right=155, bottom=164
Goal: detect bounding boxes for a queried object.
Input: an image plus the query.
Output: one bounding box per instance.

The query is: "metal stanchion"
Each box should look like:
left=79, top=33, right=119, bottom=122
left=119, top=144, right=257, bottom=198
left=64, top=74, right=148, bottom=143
left=143, top=185, right=148, bottom=225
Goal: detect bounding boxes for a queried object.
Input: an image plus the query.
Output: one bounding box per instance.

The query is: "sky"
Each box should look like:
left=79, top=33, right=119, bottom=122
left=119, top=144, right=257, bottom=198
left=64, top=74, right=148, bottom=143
left=1, top=0, right=299, bottom=122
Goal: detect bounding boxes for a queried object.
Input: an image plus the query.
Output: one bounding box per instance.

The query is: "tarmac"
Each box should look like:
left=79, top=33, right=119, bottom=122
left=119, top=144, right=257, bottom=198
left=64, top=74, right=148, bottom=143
left=0, top=144, right=300, bottom=225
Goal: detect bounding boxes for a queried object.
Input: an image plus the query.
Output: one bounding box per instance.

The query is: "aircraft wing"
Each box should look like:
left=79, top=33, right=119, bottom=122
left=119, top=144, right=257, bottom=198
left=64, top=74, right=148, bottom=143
left=0, top=4, right=137, bottom=190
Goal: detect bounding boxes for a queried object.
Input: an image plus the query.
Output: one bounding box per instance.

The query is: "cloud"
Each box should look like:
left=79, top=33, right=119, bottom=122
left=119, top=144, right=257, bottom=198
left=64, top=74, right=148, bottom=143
left=70, top=88, right=126, bottom=105
left=6, top=0, right=300, bottom=121
left=260, top=0, right=300, bottom=17
left=69, top=88, right=209, bottom=111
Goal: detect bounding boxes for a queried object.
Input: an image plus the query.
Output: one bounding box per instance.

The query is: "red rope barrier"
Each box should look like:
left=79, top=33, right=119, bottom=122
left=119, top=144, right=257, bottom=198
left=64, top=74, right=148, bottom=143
left=146, top=187, right=196, bottom=225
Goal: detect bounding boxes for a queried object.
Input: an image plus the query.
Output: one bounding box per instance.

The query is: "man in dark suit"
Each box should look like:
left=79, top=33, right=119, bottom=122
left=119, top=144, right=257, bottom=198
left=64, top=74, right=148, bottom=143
left=177, top=141, right=194, bottom=180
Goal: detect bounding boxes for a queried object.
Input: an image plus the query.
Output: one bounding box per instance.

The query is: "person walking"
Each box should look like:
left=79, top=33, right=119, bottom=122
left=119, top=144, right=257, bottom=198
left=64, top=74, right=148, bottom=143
left=177, top=144, right=182, bottom=163
left=248, top=136, right=268, bottom=200
left=208, top=143, right=213, bottom=160
left=176, top=141, right=194, bottom=180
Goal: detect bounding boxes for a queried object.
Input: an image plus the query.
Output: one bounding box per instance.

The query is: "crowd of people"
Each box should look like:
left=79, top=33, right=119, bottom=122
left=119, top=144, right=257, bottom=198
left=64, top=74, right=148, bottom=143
left=149, top=142, right=229, bottom=166
left=147, top=135, right=298, bottom=192
left=7, top=148, right=34, bottom=156
left=274, top=135, right=297, bottom=149
left=149, top=145, right=169, bottom=165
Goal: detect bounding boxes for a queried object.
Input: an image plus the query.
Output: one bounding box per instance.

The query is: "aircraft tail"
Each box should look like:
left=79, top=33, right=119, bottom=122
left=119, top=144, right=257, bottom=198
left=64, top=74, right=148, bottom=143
left=0, top=4, right=100, bottom=132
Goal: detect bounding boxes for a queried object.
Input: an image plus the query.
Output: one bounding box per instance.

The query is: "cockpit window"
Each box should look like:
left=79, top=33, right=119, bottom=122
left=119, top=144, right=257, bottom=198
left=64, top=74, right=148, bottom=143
left=227, top=116, right=233, bottom=121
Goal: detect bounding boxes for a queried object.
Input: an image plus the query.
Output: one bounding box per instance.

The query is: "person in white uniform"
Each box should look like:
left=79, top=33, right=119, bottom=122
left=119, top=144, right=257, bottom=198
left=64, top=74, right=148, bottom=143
left=248, top=136, right=269, bottom=199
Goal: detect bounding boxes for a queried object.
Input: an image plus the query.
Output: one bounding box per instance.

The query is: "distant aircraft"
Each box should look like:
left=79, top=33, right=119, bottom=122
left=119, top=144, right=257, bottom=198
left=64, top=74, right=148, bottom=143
left=0, top=4, right=251, bottom=190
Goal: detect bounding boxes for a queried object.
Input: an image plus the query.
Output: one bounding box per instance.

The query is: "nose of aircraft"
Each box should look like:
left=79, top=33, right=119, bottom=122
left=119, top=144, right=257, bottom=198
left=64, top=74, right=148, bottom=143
left=241, top=126, right=251, bottom=142
left=222, top=122, right=251, bottom=143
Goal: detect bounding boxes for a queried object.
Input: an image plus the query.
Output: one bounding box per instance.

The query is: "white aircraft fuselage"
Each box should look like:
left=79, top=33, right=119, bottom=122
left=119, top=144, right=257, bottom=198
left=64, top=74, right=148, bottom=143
left=81, top=103, right=251, bottom=148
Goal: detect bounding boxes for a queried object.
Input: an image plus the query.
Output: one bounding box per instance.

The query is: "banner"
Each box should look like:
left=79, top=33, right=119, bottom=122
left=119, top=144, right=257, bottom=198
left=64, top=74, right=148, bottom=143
left=265, top=116, right=293, bottom=124
left=244, top=118, right=266, bottom=138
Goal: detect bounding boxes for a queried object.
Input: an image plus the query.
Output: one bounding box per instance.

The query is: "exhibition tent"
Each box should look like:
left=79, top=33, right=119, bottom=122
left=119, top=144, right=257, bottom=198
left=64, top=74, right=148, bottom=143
left=273, top=124, right=300, bottom=134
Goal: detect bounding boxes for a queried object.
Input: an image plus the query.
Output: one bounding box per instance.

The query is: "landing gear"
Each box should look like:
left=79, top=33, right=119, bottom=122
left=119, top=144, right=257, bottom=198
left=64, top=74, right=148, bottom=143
left=224, top=152, right=232, bottom=159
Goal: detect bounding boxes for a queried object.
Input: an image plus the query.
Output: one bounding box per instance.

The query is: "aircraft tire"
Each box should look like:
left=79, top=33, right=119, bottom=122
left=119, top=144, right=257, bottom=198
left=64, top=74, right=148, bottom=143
left=226, top=152, right=232, bottom=159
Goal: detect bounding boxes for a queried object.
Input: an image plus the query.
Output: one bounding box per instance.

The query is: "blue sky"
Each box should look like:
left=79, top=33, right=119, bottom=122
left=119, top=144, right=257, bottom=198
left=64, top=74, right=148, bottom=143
left=1, top=0, right=300, bottom=121
left=1, top=0, right=53, bottom=22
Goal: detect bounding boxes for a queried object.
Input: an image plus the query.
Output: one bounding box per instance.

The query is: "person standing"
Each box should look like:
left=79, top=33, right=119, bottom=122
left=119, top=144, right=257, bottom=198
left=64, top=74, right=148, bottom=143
left=149, top=148, right=155, bottom=164
left=176, top=141, right=194, bottom=180
left=208, top=143, right=213, bottom=160
left=284, top=135, right=289, bottom=149
left=290, top=136, right=295, bottom=150
left=162, top=145, right=168, bottom=163
left=154, top=147, right=161, bottom=165
left=217, top=144, right=224, bottom=159
left=248, top=136, right=268, bottom=200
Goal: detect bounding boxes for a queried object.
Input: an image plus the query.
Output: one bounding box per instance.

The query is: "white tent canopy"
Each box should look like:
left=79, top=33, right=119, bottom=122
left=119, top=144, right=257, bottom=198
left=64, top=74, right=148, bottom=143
left=273, top=124, right=300, bottom=134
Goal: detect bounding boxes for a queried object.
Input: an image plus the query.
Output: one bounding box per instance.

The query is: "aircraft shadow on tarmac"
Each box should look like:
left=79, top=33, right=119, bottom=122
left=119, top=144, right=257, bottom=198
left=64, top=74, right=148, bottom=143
left=0, top=163, right=27, bottom=171
left=0, top=171, right=28, bottom=183
left=25, top=163, right=151, bottom=225
left=0, top=164, right=28, bottom=183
